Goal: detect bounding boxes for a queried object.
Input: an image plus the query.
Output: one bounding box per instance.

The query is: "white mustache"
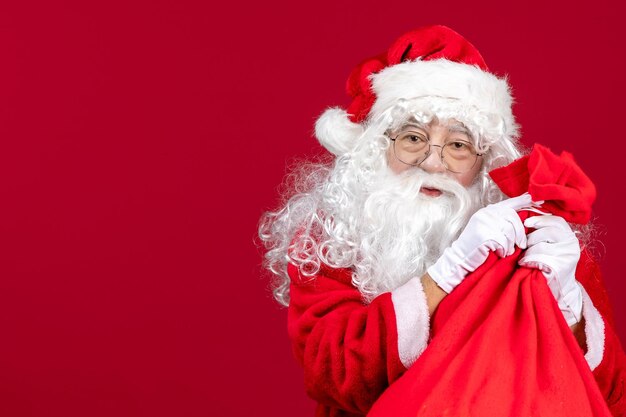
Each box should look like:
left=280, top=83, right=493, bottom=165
left=392, top=169, right=467, bottom=198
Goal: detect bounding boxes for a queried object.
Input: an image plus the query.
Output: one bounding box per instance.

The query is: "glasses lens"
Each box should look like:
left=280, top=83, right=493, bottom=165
left=394, top=131, right=429, bottom=165
left=441, top=141, right=478, bottom=173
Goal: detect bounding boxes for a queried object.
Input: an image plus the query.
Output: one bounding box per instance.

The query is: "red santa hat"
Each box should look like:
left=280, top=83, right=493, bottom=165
left=315, top=25, right=518, bottom=156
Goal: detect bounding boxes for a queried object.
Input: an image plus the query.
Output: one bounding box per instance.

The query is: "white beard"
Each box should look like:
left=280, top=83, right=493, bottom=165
left=351, top=168, right=483, bottom=301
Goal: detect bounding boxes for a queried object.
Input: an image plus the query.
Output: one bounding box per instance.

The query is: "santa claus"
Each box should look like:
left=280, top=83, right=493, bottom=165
left=259, top=25, right=626, bottom=416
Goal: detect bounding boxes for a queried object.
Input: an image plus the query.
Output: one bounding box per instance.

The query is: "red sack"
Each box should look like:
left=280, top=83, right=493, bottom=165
left=368, top=144, right=611, bottom=417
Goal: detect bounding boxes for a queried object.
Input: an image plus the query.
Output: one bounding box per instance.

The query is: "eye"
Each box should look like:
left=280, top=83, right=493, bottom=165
left=450, top=141, right=469, bottom=149
left=407, top=134, right=422, bottom=143
left=399, top=131, right=427, bottom=143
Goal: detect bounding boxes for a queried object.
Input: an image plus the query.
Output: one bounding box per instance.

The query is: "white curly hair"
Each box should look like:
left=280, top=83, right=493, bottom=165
left=259, top=100, right=523, bottom=306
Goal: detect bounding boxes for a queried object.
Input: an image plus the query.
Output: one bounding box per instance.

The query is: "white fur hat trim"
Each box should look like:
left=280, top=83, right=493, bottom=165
left=371, top=58, right=516, bottom=138
left=314, top=107, right=364, bottom=156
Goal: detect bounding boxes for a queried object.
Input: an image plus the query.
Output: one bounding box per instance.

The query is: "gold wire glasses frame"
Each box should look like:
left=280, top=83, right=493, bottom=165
left=388, top=130, right=484, bottom=174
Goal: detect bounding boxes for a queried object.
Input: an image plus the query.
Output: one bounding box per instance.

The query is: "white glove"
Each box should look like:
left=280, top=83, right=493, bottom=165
left=518, top=214, right=582, bottom=326
left=428, top=193, right=534, bottom=293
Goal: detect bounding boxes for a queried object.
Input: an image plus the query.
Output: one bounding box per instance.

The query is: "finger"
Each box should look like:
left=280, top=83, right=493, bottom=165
left=526, top=226, right=560, bottom=247
left=531, top=199, right=545, bottom=207
left=518, top=257, right=552, bottom=274
left=502, top=209, right=527, bottom=249
left=496, top=193, right=533, bottom=211
left=485, top=236, right=510, bottom=258
left=524, top=215, right=570, bottom=231
left=518, top=256, right=541, bottom=269
left=519, top=206, right=550, bottom=216
left=519, top=254, right=556, bottom=281
left=522, top=241, right=556, bottom=258
left=494, top=245, right=506, bottom=258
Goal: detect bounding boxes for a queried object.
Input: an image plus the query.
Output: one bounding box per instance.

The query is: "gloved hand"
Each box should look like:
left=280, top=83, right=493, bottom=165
left=518, top=214, right=582, bottom=326
left=428, top=193, right=535, bottom=294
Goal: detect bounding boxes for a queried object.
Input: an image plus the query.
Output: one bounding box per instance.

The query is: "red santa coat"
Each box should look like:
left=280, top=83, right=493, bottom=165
left=287, top=252, right=626, bottom=417
left=287, top=145, right=626, bottom=416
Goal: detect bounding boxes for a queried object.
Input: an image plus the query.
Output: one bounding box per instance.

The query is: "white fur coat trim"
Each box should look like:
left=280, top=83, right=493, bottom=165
left=581, top=283, right=605, bottom=371
left=391, top=276, right=430, bottom=369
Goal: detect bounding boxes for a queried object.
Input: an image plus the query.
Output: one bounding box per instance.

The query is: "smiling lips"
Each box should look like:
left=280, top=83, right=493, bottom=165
left=420, top=187, right=443, bottom=197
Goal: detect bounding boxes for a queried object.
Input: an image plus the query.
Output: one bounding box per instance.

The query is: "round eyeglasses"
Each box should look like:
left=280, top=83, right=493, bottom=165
left=388, top=130, right=483, bottom=174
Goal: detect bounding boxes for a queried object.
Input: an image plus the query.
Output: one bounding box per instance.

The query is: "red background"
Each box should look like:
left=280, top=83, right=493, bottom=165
left=0, top=1, right=624, bottom=416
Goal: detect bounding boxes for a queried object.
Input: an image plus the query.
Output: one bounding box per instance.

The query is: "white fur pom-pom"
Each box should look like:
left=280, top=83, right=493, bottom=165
left=314, top=107, right=364, bottom=156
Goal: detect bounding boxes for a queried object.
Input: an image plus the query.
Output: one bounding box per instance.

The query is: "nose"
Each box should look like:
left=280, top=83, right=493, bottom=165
left=419, top=145, right=447, bottom=174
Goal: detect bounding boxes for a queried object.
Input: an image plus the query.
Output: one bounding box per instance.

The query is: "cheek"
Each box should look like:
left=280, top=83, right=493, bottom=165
left=456, top=160, right=483, bottom=187
left=387, top=146, right=410, bottom=174
left=455, top=173, right=474, bottom=187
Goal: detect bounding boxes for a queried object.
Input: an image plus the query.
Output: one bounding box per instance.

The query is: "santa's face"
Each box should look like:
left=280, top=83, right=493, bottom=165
left=338, top=114, right=485, bottom=298
left=386, top=118, right=483, bottom=191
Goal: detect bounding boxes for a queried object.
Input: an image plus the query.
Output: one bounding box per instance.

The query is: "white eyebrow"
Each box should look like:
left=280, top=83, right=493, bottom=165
left=446, top=123, right=470, bottom=134
left=399, top=121, right=427, bottom=130
left=445, top=123, right=473, bottom=140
